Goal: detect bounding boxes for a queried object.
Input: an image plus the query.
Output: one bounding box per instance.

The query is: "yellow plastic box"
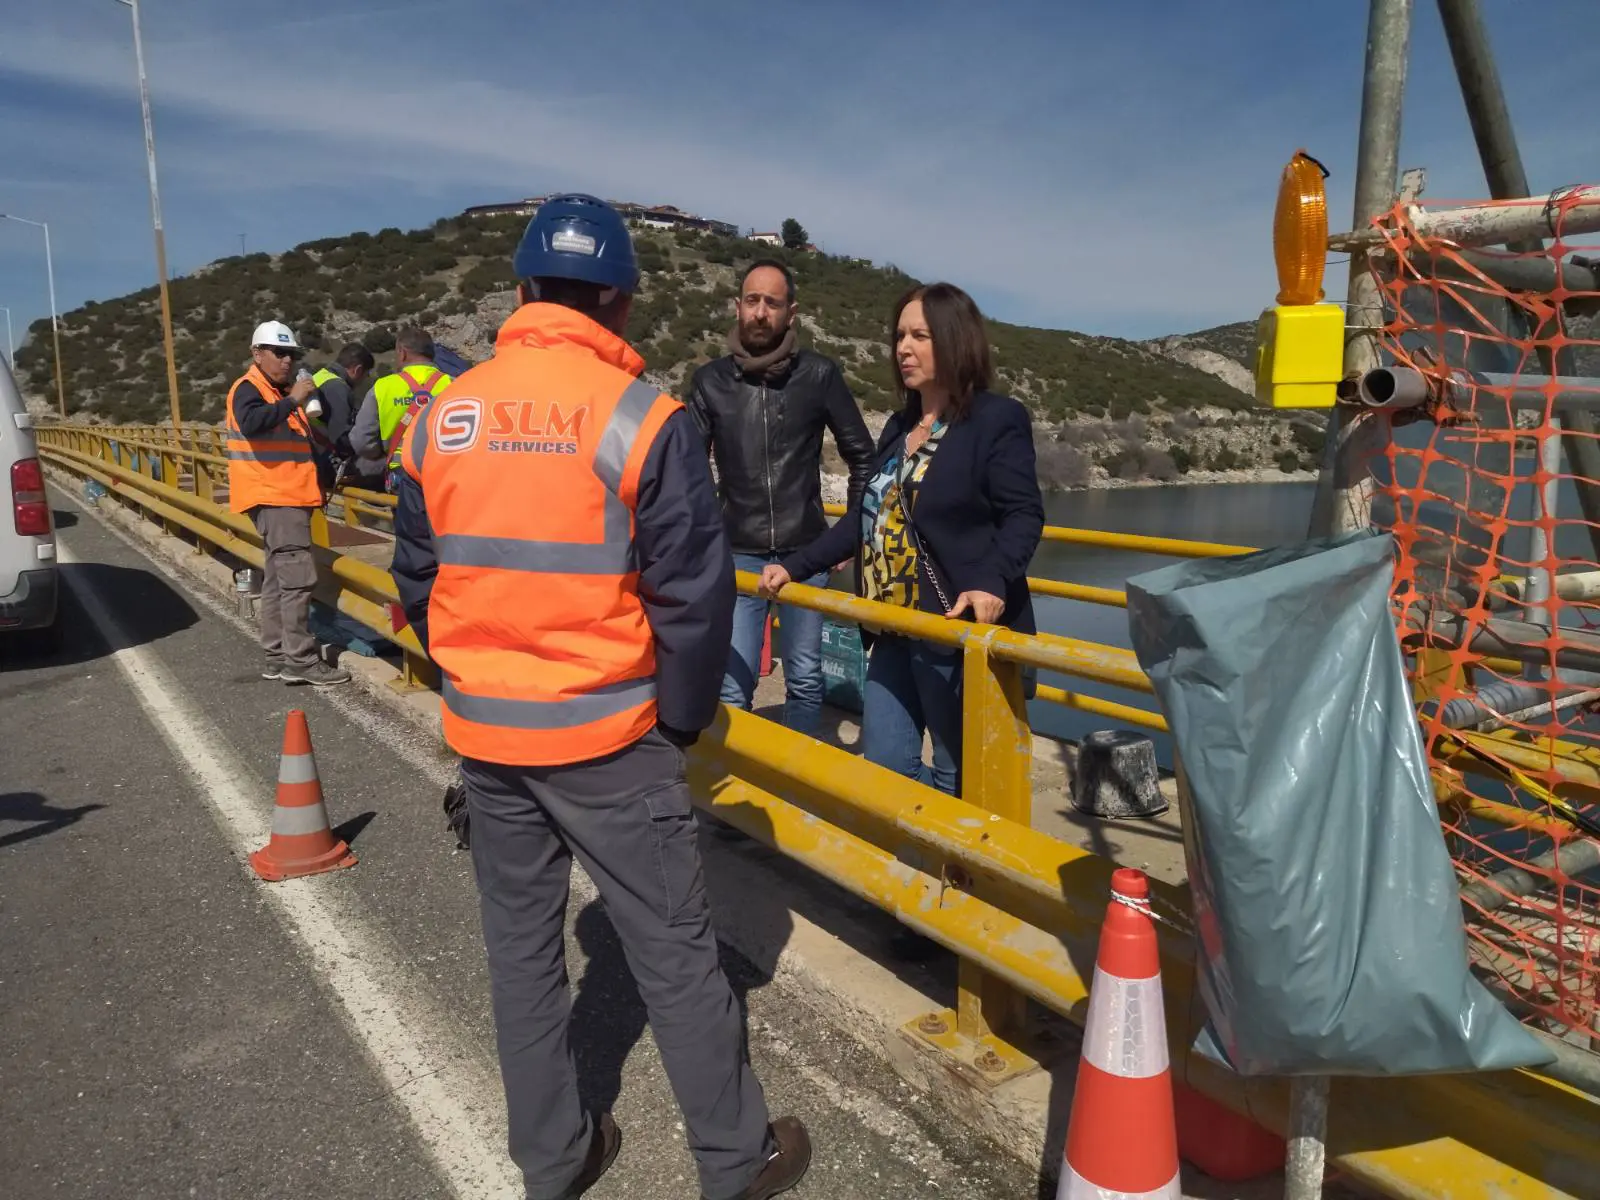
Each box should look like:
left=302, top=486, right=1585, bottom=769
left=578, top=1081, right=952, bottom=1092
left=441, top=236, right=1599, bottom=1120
left=1254, top=303, right=1345, bottom=409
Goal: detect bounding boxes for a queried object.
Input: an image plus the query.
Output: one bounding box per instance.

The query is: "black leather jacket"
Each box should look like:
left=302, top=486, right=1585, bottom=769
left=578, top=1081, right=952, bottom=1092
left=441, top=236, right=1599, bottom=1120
left=684, top=349, right=875, bottom=556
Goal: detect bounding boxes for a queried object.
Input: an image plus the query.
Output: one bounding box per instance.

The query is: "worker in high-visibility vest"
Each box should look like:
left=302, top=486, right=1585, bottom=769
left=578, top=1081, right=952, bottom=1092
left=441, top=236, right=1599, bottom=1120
left=225, top=321, right=350, bottom=687
left=390, top=195, right=810, bottom=1200
left=348, top=327, right=452, bottom=489
left=309, top=341, right=376, bottom=456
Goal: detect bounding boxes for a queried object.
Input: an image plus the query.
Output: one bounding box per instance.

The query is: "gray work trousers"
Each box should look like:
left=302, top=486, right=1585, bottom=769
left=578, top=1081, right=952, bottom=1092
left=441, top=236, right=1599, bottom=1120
left=462, top=730, right=773, bottom=1200
left=249, top=505, right=318, bottom=667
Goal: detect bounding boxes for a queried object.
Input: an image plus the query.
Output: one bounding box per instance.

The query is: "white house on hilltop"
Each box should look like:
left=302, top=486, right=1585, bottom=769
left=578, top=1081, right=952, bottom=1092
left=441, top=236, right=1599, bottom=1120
left=461, top=197, right=739, bottom=238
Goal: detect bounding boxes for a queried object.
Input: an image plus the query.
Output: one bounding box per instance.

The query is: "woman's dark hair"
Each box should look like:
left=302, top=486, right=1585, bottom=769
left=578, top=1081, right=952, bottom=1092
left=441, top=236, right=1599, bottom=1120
left=890, top=282, right=992, bottom=422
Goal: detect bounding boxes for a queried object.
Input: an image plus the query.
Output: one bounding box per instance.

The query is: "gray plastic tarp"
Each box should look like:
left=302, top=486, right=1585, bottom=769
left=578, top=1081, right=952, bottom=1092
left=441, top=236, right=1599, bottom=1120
left=1126, top=530, right=1552, bottom=1076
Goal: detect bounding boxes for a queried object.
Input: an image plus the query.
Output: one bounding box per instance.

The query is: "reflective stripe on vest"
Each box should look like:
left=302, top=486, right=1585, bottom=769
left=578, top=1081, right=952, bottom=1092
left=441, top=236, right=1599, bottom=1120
left=411, top=355, right=679, bottom=765
left=594, top=378, right=662, bottom=494
left=442, top=674, right=657, bottom=730
left=225, top=365, right=321, bottom=513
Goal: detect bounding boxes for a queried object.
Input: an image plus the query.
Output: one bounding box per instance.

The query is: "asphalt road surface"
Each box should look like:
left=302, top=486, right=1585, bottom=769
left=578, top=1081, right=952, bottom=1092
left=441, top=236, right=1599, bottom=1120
left=0, top=495, right=1036, bottom=1200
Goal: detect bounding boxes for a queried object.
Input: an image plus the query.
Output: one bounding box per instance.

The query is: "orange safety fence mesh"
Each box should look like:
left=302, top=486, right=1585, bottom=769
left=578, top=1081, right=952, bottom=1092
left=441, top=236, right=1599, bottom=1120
left=1371, top=190, right=1600, bottom=1047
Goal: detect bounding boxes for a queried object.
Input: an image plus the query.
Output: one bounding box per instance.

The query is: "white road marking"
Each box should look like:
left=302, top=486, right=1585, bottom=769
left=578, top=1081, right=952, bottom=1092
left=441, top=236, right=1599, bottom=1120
left=57, top=541, right=523, bottom=1200
left=57, top=490, right=459, bottom=790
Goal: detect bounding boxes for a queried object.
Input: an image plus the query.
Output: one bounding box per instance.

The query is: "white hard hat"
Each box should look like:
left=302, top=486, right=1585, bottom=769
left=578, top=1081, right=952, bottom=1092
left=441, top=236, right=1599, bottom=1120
left=251, top=320, right=301, bottom=351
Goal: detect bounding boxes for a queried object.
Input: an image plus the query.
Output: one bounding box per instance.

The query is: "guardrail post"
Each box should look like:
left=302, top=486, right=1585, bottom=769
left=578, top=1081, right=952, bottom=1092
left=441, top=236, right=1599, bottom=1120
left=902, top=631, right=1040, bottom=1088
left=158, top=449, right=182, bottom=538
left=392, top=649, right=441, bottom=694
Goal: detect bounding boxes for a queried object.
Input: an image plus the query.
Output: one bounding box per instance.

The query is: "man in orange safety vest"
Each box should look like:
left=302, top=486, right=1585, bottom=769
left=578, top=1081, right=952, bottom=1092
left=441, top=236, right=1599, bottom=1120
left=225, top=320, right=350, bottom=687
left=390, top=195, right=811, bottom=1200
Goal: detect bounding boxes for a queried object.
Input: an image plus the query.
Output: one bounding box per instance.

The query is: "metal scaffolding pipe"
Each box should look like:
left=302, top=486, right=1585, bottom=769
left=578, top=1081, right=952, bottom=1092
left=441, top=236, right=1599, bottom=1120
left=1435, top=0, right=1600, bottom=563
left=1419, top=610, right=1600, bottom=676
left=1459, top=839, right=1600, bottom=915
left=1435, top=680, right=1548, bottom=729
left=1499, top=570, right=1600, bottom=605
left=1469, top=689, right=1600, bottom=736
left=1355, top=366, right=1431, bottom=409
left=1329, top=188, right=1600, bottom=251
left=1350, top=366, right=1600, bottom=412
left=1394, top=246, right=1600, bottom=305
left=1309, top=0, right=1412, bottom=541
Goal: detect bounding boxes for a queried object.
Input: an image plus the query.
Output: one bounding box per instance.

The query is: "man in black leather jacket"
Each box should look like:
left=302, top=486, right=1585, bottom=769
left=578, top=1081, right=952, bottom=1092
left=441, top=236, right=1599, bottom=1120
left=685, top=259, right=874, bottom=734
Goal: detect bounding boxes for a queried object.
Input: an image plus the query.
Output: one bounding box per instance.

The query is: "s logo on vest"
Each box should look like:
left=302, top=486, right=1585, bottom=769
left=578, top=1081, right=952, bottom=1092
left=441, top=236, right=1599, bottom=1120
left=435, top=397, right=483, bottom=454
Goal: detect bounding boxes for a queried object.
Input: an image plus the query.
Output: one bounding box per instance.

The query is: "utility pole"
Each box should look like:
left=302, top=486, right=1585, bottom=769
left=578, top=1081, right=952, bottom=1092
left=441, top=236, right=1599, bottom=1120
left=116, top=0, right=185, bottom=438
left=1296, top=10, right=1414, bottom=1190
left=0, top=307, right=13, bottom=370
left=0, top=213, right=66, bottom=417
left=1308, top=0, right=1413, bottom=540
left=240, top=233, right=247, bottom=257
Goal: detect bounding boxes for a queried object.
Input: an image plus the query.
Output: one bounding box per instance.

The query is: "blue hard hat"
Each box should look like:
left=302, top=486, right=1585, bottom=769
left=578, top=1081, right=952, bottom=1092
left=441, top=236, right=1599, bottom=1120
left=512, top=194, right=639, bottom=294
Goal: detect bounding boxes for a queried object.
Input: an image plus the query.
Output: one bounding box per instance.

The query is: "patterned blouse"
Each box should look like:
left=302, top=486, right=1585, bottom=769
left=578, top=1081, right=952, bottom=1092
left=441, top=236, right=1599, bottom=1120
left=859, top=421, right=947, bottom=608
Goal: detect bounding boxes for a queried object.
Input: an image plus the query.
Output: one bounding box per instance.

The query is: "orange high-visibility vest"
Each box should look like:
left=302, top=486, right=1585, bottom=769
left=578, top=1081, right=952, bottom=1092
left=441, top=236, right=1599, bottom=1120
left=401, top=303, right=681, bottom=767
left=225, top=365, right=321, bottom=513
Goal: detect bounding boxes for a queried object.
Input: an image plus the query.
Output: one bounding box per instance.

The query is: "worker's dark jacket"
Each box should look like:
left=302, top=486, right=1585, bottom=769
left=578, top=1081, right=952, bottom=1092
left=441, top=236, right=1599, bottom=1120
left=313, top=365, right=357, bottom=453
left=229, top=377, right=302, bottom=437
left=391, top=409, right=734, bottom=736
left=684, top=349, right=874, bottom=556
left=782, top=391, right=1045, bottom=634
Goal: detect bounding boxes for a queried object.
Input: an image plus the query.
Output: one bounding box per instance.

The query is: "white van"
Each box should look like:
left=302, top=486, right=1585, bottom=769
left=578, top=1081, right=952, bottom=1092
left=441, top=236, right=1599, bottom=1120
left=0, top=356, right=58, bottom=643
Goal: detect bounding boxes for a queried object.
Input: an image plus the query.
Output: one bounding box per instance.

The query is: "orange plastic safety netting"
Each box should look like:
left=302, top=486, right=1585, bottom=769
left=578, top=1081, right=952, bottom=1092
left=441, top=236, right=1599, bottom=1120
left=1370, top=189, right=1600, bottom=1046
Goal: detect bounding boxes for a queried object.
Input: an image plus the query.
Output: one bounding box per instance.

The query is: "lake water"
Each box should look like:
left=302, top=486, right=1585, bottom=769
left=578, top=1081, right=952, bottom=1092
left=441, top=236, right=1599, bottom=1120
left=1025, top=481, right=1318, bottom=749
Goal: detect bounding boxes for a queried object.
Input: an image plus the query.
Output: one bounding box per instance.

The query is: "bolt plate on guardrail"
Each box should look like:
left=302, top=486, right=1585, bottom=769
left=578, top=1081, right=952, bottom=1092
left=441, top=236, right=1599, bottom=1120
left=898, top=1008, right=1041, bottom=1090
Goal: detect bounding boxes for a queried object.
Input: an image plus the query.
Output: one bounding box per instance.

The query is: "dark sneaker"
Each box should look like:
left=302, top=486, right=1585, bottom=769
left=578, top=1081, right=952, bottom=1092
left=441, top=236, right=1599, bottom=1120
left=281, top=660, right=352, bottom=687
left=261, top=660, right=285, bottom=680
left=714, top=1117, right=811, bottom=1200
left=559, top=1112, right=621, bottom=1198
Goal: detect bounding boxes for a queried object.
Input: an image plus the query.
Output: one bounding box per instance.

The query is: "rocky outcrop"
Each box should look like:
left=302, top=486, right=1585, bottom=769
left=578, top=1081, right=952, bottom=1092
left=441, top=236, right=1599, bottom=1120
left=1144, top=336, right=1255, bottom=394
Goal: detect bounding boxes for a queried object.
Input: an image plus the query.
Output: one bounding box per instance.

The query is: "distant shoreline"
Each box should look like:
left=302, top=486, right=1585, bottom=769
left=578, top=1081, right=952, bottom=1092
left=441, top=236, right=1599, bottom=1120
left=820, top=466, right=1317, bottom=503
left=1091, top=467, right=1318, bottom=491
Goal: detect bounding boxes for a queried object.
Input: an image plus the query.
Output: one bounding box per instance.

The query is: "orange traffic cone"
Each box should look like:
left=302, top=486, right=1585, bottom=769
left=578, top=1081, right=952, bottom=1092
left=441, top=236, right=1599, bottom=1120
left=249, top=710, right=357, bottom=882
left=1056, top=868, right=1180, bottom=1199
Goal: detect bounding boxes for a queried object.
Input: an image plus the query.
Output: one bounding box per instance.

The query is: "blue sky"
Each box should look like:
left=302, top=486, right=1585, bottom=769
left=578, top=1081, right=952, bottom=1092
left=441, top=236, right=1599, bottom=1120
left=1, top=0, right=1596, bottom=353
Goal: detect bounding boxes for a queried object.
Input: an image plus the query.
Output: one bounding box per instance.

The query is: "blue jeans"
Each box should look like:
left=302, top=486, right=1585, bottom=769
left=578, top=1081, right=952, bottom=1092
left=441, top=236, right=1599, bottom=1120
left=721, top=553, right=827, bottom=735
left=861, top=635, right=963, bottom=796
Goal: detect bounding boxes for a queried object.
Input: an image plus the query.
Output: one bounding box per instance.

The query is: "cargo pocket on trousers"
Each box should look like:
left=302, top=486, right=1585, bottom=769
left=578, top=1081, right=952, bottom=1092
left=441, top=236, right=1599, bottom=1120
left=643, top=782, right=707, bottom=927
left=276, top=546, right=317, bottom=593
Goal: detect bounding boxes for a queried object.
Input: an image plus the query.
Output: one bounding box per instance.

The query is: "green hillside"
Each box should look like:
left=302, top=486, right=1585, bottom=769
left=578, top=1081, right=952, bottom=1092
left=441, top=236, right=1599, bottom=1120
left=15, top=214, right=1324, bottom=485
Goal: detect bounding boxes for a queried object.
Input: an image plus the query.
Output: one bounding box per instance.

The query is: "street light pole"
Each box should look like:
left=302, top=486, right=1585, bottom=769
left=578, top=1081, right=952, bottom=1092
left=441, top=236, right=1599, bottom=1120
left=116, top=0, right=184, bottom=436
left=0, top=213, right=66, bottom=417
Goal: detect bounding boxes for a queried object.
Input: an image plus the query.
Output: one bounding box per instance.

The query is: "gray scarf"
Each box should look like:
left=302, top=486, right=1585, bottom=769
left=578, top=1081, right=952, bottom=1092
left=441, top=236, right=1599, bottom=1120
left=728, top=325, right=797, bottom=383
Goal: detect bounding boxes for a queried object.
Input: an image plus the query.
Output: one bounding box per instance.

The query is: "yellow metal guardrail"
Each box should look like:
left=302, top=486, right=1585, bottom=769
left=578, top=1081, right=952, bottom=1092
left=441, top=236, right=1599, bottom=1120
left=65, top=430, right=1244, bottom=616
left=36, top=423, right=1600, bottom=1199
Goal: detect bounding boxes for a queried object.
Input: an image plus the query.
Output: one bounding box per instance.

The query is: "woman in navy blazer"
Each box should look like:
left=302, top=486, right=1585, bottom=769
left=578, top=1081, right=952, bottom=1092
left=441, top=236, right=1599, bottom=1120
left=759, top=282, right=1045, bottom=796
